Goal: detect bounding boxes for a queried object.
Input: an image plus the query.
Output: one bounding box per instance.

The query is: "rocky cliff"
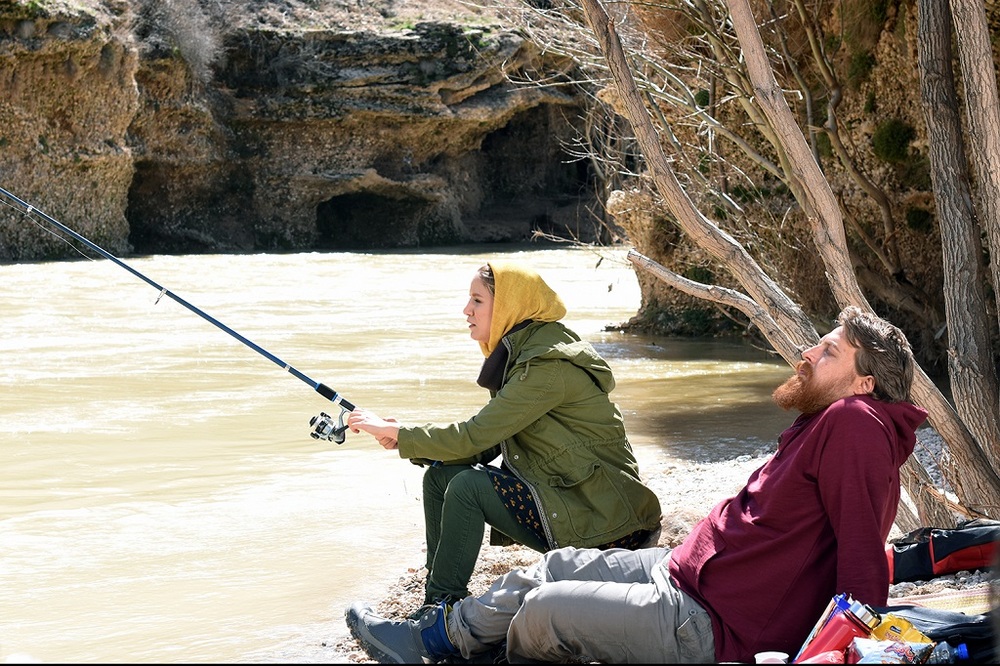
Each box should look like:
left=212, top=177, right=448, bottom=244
left=0, top=0, right=599, bottom=260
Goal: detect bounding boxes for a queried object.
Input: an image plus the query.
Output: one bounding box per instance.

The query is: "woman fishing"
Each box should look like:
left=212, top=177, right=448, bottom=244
left=347, top=260, right=662, bottom=616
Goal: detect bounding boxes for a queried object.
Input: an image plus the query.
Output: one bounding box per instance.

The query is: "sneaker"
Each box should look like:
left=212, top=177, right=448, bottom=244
left=346, top=601, right=457, bottom=664
left=408, top=594, right=460, bottom=620
left=408, top=603, right=439, bottom=622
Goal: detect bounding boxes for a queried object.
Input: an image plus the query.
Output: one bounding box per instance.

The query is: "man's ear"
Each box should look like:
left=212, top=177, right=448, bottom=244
left=854, top=374, right=875, bottom=395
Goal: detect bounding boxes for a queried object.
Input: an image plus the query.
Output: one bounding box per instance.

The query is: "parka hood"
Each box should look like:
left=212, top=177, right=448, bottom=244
left=510, top=321, right=617, bottom=394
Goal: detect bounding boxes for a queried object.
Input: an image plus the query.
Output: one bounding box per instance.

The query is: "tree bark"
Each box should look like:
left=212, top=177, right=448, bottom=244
left=577, top=0, right=817, bottom=363
left=724, top=0, right=1000, bottom=519
left=950, top=0, right=1000, bottom=338
left=578, top=0, right=1000, bottom=521
left=917, top=0, right=1000, bottom=508
left=626, top=248, right=803, bottom=356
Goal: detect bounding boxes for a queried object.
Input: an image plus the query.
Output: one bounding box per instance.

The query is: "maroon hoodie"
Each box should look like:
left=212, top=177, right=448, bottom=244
left=668, top=395, right=928, bottom=663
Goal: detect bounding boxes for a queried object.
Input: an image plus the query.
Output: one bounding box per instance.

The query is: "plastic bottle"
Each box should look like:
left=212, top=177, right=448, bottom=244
left=793, top=600, right=880, bottom=663
left=924, top=641, right=969, bottom=663
left=793, top=594, right=853, bottom=662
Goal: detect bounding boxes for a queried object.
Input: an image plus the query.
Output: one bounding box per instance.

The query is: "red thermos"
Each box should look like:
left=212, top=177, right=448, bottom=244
left=794, top=600, right=879, bottom=663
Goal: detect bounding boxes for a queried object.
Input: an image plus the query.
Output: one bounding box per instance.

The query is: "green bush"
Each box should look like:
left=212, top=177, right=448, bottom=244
left=815, top=131, right=833, bottom=159
left=864, top=91, right=877, bottom=114
left=872, top=118, right=915, bottom=163
left=905, top=206, right=934, bottom=233
left=848, top=50, right=876, bottom=87
left=899, top=153, right=932, bottom=191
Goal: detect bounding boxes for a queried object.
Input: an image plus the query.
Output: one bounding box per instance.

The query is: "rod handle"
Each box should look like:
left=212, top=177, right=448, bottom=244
left=316, top=382, right=356, bottom=411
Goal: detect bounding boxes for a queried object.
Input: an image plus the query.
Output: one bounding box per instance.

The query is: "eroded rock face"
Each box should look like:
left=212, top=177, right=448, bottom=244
left=0, top=0, right=138, bottom=260
left=0, top=0, right=598, bottom=260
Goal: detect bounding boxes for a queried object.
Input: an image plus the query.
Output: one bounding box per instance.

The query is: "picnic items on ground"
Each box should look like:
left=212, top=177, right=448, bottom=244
left=794, top=594, right=882, bottom=662
left=847, top=637, right=933, bottom=663
left=871, top=604, right=997, bottom=663
left=790, top=592, right=985, bottom=663
left=870, top=611, right=933, bottom=644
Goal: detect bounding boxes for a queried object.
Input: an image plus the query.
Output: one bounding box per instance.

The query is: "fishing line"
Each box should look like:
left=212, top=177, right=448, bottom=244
left=0, top=186, right=355, bottom=444
left=0, top=196, right=96, bottom=261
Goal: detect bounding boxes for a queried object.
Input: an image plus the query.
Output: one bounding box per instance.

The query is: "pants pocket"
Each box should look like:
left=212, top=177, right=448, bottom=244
left=676, top=608, right=715, bottom=663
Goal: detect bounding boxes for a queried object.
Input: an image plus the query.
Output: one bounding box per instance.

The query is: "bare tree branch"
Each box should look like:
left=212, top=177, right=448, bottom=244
left=580, top=0, right=816, bottom=365
left=571, top=0, right=1000, bottom=521
left=725, top=0, right=1000, bottom=518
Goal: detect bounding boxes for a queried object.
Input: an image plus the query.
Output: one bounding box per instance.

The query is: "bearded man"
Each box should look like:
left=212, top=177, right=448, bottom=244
left=346, top=305, right=929, bottom=664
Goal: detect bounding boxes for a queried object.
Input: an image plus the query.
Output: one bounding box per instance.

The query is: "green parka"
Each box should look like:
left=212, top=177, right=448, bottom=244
left=396, top=320, right=662, bottom=549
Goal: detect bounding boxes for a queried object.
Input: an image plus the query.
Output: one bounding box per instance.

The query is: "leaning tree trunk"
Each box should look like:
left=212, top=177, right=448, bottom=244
left=723, top=0, right=1000, bottom=521
left=578, top=0, right=816, bottom=363
left=578, top=0, right=1000, bottom=522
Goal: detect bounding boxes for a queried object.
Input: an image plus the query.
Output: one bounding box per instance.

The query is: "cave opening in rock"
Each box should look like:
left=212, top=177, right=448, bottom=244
left=316, top=191, right=426, bottom=250
left=471, top=106, right=602, bottom=243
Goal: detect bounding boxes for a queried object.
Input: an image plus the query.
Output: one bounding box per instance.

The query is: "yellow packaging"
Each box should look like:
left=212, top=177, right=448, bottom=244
left=870, top=612, right=932, bottom=644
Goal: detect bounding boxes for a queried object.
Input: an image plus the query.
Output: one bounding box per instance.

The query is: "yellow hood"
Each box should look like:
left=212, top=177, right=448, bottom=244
left=480, top=261, right=567, bottom=356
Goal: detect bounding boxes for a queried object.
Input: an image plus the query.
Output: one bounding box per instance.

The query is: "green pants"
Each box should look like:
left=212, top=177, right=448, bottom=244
left=422, top=464, right=549, bottom=604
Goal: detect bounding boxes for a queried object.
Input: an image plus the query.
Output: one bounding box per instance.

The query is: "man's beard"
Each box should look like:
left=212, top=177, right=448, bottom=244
left=772, top=361, right=841, bottom=415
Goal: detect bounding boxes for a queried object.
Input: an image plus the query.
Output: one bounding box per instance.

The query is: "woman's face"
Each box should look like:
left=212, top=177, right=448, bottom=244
left=464, top=275, right=494, bottom=343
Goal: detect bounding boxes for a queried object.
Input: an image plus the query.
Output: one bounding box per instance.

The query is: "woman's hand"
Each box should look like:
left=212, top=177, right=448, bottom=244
left=347, top=408, right=400, bottom=450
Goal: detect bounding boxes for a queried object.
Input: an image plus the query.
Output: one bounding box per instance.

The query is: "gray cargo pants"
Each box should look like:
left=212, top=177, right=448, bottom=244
left=446, top=546, right=716, bottom=663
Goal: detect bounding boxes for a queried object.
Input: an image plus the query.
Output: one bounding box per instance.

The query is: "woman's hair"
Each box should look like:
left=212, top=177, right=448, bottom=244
left=837, top=305, right=915, bottom=403
left=478, top=264, right=496, bottom=295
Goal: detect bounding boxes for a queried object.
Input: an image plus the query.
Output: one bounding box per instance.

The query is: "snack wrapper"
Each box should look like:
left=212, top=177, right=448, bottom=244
left=797, top=649, right=846, bottom=664
left=870, top=613, right=932, bottom=644
left=847, top=637, right=933, bottom=664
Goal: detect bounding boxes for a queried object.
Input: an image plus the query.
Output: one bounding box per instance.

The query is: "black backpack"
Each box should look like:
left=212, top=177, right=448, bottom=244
left=871, top=604, right=998, bottom=663
left=887, top=519, right=1000, bottom=583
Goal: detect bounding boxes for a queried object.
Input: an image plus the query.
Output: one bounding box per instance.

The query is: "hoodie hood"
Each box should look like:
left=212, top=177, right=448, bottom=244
left=881, top=398, right=929, bottom=466
left=480, top=261, right=567, bottom=356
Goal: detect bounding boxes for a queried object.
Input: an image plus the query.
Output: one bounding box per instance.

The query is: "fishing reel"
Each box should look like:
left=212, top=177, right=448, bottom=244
left=309, top=409, right=349, bottom=444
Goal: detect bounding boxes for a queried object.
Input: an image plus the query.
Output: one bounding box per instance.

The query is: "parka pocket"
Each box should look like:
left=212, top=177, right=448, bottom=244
left=548, top=461, right=631, bottom=541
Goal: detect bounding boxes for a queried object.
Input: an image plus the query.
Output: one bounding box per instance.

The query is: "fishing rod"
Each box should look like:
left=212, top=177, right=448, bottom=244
left=0, top=185, right=354, bottom=444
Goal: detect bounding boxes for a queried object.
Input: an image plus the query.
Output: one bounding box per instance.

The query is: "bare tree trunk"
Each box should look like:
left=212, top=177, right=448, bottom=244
left=899, top=452, right=978, bottom=530
left=723, top=0, right=1000, bottom=519
left=917, top=0, right=1000, bottom=510
left=722, top=2, right=866, bottom=309
left=578, top=0, right=1000, bottom=521
left=950, top=0, right=1000, bottom=338
left=575, top=0, right=818, bottom=363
